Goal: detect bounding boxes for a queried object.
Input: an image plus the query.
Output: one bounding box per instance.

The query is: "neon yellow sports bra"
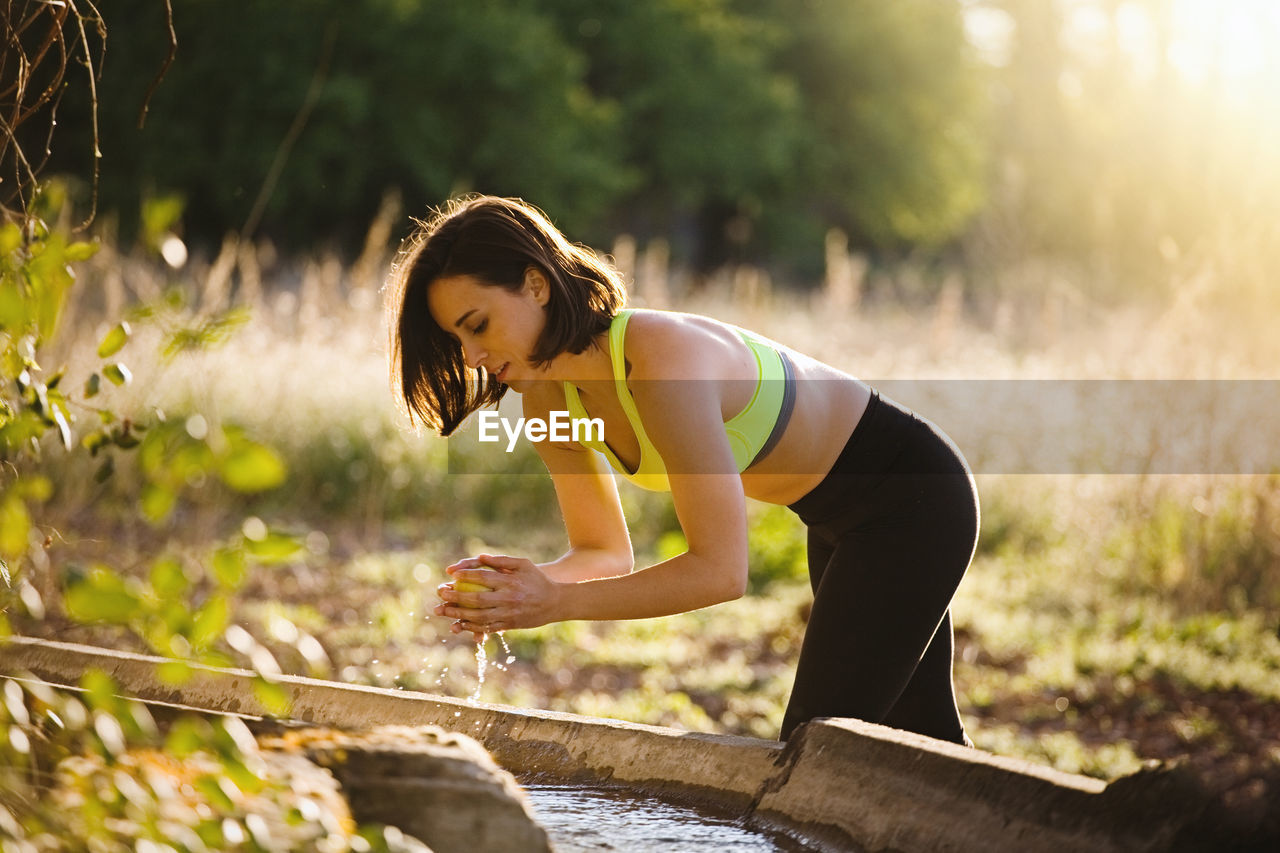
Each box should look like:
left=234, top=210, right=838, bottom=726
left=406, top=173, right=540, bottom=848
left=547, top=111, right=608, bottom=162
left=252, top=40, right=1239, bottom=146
left=562, top=310, right=795, bottom=491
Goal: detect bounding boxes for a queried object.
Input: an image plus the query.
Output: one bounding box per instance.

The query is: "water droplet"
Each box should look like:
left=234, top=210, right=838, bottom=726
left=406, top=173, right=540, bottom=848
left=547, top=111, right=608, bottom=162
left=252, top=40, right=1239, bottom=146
left=469, top=641, right=488, bottom=702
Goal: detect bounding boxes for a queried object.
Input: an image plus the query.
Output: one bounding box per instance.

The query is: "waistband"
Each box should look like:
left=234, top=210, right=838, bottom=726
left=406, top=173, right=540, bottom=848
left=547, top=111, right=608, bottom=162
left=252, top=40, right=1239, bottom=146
left=787, top=388, right=943, bottom=522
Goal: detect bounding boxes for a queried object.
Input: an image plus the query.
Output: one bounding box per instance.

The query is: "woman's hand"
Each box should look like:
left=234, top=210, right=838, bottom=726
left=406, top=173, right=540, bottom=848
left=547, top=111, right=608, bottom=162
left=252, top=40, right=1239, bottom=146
left=434, top=553, right=562, bottom=639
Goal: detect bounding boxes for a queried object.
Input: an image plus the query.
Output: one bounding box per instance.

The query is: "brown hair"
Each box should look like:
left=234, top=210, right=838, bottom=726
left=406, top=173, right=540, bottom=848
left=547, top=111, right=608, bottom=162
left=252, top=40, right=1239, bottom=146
left=386, top=195, right=626, bottom=435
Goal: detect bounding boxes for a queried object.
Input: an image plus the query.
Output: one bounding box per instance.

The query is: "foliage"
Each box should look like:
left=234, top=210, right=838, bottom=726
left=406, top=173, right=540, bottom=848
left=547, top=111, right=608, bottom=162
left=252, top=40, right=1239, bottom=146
left=541, top=0, right=804, bottom=261
left=2, top=79, right=406, bottom=847
left=49, top=0, right=627, bottom=246
left=0, top=203, right=357, bottom=846
left=42, top=0, right=989, bottom=269
left=736, top=0, right=988, bottom=250
left=1, top=673, right=413, bottom=850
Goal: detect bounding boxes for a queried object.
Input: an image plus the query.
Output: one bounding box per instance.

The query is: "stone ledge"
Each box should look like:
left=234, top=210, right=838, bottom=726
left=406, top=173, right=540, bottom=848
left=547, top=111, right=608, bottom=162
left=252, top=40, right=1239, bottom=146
left=258, top=724, right=552, bottom=853
left=3, top=636, right=1266, bottom=852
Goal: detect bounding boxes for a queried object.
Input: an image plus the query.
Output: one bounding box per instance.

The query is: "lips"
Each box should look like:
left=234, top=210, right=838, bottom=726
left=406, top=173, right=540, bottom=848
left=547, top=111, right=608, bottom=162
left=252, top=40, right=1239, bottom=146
left=494, top=363, right=510, bottom=383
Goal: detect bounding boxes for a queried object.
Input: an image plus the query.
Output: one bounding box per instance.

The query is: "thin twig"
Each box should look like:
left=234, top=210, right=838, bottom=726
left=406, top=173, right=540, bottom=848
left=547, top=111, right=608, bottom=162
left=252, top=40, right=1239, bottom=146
left=136, top=0, right=175, bottom=130
left=74, top=0, right=105, bottom=229
left=11, top=5, right=70, bottom=123
left=240, top=20, right=338, bottom=242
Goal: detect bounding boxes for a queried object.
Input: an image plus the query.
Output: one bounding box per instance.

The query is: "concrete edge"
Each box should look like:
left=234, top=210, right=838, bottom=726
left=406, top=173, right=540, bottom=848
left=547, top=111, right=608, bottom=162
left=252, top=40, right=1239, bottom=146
left=0, top=636, right=779, bottom=813
left=0, top=636, right=1196, bottom=852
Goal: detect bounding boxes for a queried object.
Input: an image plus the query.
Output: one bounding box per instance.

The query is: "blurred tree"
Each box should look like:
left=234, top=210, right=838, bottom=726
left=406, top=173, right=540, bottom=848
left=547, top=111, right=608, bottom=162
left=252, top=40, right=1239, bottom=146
left=40, top=0, right=993, bottom=273
left=735, top=0, right=988, bottom=256
left=968, top=0, right=1280, bottom=297
left=47, top=0, right=627, bottom=247
left=542, top=0, right=803, bottom=267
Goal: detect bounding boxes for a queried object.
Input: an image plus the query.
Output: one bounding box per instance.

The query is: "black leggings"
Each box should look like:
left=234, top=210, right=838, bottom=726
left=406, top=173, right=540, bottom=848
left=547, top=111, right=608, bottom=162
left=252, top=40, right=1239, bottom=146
left=783, top=390, right=979, bottom=744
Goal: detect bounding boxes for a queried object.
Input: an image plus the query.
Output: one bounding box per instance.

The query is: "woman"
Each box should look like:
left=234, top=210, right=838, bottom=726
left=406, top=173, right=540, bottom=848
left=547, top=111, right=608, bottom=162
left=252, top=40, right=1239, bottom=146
left=388, top=195, right=979, bottom=744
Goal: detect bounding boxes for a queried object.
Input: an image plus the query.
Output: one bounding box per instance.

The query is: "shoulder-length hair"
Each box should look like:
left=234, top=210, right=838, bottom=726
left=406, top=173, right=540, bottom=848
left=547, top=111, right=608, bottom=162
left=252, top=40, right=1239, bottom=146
left=386, top=195, right=626, bottom=435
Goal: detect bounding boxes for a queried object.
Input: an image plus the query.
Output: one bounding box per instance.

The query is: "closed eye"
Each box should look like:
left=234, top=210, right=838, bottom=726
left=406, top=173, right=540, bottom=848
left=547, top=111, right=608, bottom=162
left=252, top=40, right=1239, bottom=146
left=472, top=319, right=488, bottom=335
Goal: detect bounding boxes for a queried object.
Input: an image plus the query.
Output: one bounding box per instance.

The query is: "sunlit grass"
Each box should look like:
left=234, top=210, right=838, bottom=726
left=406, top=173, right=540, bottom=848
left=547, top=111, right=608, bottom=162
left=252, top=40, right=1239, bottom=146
left=39, top=232, right=1280, bottom=781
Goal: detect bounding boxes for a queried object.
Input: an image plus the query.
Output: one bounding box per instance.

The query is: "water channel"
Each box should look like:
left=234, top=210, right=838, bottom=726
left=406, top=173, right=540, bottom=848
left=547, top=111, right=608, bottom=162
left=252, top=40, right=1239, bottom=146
left=524, top=784, right=819, bottom=852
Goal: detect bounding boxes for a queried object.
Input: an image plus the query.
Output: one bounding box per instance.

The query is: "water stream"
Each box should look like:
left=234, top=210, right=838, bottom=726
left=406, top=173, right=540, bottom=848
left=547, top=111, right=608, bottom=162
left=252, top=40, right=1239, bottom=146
left=524, top=784, right=817, bottom=852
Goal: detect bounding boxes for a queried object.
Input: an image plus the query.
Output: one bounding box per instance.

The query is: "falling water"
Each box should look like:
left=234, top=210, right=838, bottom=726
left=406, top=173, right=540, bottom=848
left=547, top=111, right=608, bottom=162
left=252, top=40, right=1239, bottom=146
left=468, top=635, right=488, bottom=702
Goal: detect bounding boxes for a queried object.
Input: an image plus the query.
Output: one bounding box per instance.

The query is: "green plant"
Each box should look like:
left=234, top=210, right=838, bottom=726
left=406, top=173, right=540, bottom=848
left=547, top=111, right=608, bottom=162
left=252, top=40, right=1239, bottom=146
left=0, top=7, right=419, bottom=840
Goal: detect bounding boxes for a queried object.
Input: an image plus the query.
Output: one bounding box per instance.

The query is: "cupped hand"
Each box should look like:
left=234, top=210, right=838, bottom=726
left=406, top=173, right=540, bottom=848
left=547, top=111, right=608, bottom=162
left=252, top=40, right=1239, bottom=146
left=433, top=553, right=561, bottom=639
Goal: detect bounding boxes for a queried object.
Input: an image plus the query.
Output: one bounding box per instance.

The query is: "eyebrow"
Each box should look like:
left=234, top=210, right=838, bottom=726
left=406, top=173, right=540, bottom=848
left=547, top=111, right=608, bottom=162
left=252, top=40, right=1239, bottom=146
left=452, top=309, right=477, bottom=329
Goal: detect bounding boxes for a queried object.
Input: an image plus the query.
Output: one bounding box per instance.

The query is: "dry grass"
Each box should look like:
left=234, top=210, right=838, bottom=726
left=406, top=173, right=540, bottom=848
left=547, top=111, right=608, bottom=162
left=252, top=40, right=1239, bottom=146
left=35, top=220, right=1280, bottom=783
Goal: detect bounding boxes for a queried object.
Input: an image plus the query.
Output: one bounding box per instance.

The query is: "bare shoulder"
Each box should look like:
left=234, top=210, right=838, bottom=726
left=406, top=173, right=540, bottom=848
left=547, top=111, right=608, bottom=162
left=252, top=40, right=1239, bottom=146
left=623, top=309, right=744, bottom=381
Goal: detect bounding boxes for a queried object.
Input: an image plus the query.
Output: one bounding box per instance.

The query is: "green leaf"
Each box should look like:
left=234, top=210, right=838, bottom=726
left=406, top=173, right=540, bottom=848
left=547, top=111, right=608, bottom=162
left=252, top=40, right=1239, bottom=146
left=172, top=440, right=216, bottom=481
left=221, top=753, right=266, bottom=795
left=0, top=411, right=45, bottom=456
left=80, top=670, right=118, bottom=712
left=149, top=557, right=189, bottom=598
left=195, top=776, right=237, bottom=812
left=219, top=441, right=286, bottom=493
left=82, top=428, right=110, bottom=454
left=140, top=483, right=177, bottom=524
left=164, top=716, right=212, bottom=758
left=17, top=475, right=51, bottom=502
left=191, top=595, right=230, bottom=647
left=0, top=278, right=27, bottom=331
left=253, top=677, right=292, bottom=717
left=97, top=322, right=130, bottom=358
left=0, top=493, right=30, bottom=560
left=212, top=547, right=246, bottom=587
left=65, top=240, right=99, bottom=262
left=64, top=569, right=142, bottom=624
left=103, top=363, right=132, bottom=386
left=243, top=531, right=302, bottom=564
left=157, top=660, right=194, bottom=686
left=142, top=195, right=185, bottom=248
left=0, top=222, right=20, bottom=257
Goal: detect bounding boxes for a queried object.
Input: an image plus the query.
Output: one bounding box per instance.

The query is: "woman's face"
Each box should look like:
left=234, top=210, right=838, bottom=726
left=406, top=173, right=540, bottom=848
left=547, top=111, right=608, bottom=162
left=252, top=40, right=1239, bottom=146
left=427, top=271, right=549, bottom=388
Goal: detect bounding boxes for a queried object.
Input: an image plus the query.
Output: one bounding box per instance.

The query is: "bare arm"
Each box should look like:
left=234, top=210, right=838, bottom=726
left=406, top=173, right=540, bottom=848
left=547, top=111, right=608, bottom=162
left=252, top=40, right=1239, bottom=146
left=441, top=321, right=751, bottom=630
left=532, top=436, right=634, bottom=582
left=548, top=373, right=749, bottom=619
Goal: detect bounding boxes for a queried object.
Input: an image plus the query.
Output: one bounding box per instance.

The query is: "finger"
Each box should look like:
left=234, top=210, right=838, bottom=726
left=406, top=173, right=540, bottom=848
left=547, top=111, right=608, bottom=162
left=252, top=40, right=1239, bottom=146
left=437, top=583, right=490, bottom=607
left=475, top=554, right=524, bottom=573
left=436, top=602, right=481, bottom=618
left=452, top=568, right=504, bottom=590
left=445, top=557, right=485, bottom=575
left=450, top=620, right=487, bottom=640
left=456, top=617, right=491, bottom=639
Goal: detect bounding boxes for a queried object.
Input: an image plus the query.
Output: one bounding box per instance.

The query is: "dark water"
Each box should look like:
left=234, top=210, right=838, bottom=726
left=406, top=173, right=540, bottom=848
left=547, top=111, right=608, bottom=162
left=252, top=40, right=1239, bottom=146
left=523, top=784, right=816, bottom=852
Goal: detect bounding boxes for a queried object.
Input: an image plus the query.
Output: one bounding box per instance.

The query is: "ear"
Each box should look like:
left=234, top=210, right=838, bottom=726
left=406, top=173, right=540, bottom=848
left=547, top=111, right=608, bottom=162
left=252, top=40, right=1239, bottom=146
left=523, top=266, right=551, bottom=307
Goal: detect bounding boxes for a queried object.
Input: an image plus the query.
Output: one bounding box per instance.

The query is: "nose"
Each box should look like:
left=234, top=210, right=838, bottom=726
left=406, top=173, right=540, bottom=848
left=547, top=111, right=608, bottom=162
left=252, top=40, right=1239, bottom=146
left=461, top=340, right=487, bottom=371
